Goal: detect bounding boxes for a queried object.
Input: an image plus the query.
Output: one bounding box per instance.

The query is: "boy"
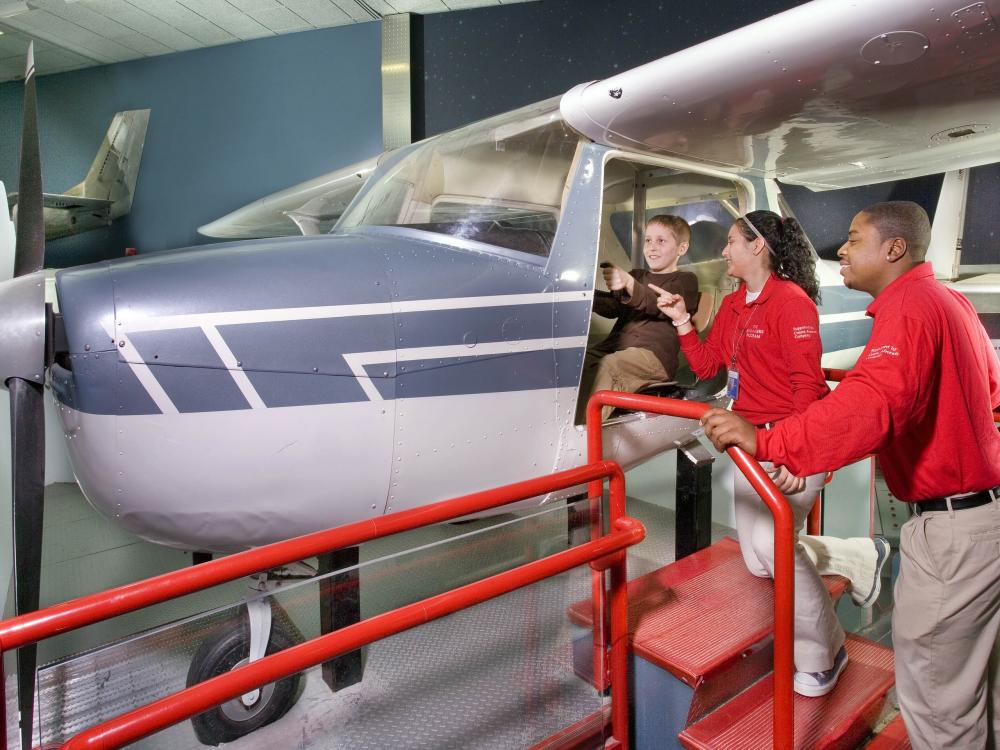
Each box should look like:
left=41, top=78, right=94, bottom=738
left=580, top=214, right=700, bottom=421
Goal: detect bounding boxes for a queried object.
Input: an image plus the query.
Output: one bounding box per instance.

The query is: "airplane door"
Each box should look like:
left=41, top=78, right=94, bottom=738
left=378, top=241, right=568, bottom=515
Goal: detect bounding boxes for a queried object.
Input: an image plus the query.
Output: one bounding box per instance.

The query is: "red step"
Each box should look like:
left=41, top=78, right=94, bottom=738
left=866, top=715, right=911, bottom=749
left=568, top=537, right=850, bottom=686
left=678, top=634, right=895, bottom=750
left=527, top=706, right=610, bottom=750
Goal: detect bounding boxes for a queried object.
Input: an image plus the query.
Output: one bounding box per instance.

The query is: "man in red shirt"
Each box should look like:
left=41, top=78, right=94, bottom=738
left=701, top=201, right=1000, bottom=749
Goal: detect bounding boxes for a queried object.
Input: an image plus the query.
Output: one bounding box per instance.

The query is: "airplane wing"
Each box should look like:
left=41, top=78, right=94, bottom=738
left=560, top=0, right=1000, bottom=190
left=198, top=155, right=381, bottom=239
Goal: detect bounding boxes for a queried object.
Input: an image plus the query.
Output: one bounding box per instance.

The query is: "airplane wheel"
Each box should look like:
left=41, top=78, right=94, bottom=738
left=186, top=606, right=304, bottom=746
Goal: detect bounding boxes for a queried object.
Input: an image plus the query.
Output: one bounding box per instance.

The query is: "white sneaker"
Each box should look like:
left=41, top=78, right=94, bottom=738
left=851, top=536, right=891, bottom=608
left=793, top=645, right=849, bottom=698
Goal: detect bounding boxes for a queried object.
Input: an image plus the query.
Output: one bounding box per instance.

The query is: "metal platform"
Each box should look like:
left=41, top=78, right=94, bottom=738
left=17, top=493, right=734, bottom=749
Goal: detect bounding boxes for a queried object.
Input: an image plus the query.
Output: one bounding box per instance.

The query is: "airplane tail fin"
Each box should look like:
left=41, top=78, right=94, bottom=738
left=927, top=169, right=967, bottom=281
left=66, top=109, right=150, bottom=217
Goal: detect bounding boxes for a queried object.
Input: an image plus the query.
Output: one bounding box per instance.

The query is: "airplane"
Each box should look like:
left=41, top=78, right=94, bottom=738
left=6, top=109, right=150, bottom=242
left=3, top=0, right=1000, bottom=744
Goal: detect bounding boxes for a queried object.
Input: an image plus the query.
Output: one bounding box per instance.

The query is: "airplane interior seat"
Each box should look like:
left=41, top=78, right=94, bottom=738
left=692, top=290, right=716, bottom=332
left=406, top=220, right=554, bottom=257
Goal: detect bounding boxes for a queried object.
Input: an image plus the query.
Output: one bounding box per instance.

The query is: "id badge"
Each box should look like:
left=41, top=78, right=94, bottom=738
left=726, top=369, right=740, bottom=400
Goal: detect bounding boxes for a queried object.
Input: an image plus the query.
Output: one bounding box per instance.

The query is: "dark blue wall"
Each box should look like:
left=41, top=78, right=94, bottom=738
left=0, top=22, right=383, bottom=266
left=421, top=0, right=810, bottom=136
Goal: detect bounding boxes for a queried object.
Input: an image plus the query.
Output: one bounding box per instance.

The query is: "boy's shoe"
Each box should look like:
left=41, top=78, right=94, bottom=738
left=793, top=645, right=849, bottom=698
left=851, top=536, right=891, bottom=608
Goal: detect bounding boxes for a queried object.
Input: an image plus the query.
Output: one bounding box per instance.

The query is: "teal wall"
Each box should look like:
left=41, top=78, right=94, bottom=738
left=0, top=22, right=383, bottom=266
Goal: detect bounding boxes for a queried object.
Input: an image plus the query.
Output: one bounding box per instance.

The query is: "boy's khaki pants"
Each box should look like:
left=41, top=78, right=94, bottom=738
left=579, top=347, right=668, bottom=422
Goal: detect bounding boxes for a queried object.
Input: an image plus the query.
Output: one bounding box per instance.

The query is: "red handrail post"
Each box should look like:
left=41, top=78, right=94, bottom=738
left=1, top=661, right=5, bottom=749
left=585, top=390, right=795, bottom=749
left=607, top=468, right=631, bottom=749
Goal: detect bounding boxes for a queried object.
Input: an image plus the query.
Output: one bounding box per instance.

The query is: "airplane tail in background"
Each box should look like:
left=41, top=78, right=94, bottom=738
left=6, top=109, right=151, bottom=241
left=67, top=109, right=150, bottom=213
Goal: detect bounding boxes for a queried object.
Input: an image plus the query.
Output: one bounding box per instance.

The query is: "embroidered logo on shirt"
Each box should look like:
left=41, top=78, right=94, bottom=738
left=866, top=344, right=900, bottom=360
left=792, top=325, right=818, bottom=340
left=746, top=325, right=765, bottom=340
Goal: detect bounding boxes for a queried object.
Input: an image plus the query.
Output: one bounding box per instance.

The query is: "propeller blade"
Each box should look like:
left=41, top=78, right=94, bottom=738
left=8, top=41, right=47, bottom=750
left=14, top=42, right=44, bottom=278
left=9, top=377, right=44, bottom=750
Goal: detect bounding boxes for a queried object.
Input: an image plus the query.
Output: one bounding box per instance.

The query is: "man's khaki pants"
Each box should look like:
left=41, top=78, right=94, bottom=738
left=894, top=498, right=1000, bottom=750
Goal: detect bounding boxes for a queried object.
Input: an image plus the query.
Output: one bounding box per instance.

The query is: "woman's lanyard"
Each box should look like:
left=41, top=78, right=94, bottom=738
left=726, top=301, right=761, bottom=401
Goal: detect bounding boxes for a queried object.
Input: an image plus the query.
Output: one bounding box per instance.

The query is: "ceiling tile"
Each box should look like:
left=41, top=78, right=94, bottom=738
left=282, top=0, right=353, bottom=26
left=40, top=2, right=136, bottom=39
left=0, top=30, right=30, bottom=54
left=250, top=6, right=313, bottom=33
left=330, top=1, right=375, bottom=22
left=109, top=30, right=173, bottom=56
left=361, top=0, right=399, bottom=14
left=85, top=3, right=202, bottom=51
left=175, top=0, right=273, bottom=39
left=128, top=0, right=239, bottom=45
left=385, top=0, right=447, bottom=12
left=0, top=0, right=540, bottom=79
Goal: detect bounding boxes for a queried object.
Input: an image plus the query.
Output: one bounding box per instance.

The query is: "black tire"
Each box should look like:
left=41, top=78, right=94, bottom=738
left=186, top=604, right=304, bottom=746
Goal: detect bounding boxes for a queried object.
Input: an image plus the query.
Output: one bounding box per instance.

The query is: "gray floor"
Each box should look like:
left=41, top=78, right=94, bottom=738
left=16, top=481, right=893, bottom=749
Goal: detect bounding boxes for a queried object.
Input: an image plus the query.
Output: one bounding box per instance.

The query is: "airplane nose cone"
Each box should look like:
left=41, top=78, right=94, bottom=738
left=0, top=270, right=46, bottom=387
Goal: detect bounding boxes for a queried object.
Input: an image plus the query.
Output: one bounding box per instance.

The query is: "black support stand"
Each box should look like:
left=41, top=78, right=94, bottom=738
left=675, top=439, right=714, bottom=560
left=318, top=546, right=364, bottom=691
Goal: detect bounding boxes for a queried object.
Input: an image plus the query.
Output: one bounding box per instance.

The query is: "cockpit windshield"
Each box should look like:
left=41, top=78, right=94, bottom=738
left=338, top=98, right=581, bottom=258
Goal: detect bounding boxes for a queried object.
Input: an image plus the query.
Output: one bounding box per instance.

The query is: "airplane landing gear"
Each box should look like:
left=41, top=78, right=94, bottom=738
left=186, top=574, right=307, bottom=746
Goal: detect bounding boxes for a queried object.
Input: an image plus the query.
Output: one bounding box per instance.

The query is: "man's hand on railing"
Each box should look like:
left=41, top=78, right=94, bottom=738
left=768, top=465, right=805, bottom=495
left=700, top=407, right=757, bottom=454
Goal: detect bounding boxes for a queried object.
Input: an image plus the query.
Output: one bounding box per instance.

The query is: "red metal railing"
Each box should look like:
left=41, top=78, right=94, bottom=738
left=0, top=462, right=644, bottom=750
left=586, top=391, right=796, bottom=749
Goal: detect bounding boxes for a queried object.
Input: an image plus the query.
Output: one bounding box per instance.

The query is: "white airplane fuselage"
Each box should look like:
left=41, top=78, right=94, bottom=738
left=51, top=135, right=749, bottom=553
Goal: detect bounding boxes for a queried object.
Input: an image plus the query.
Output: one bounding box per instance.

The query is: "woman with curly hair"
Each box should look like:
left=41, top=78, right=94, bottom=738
left=650, top=210, right=887, bottom=698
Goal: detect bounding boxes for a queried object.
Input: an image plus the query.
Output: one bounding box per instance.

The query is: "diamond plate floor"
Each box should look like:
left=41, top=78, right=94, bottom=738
left=21, top=486, right=733, bottom=750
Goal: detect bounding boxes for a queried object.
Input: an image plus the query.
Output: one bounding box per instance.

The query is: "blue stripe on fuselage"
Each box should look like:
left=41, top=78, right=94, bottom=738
left=364, top=347, right=584, bottom=400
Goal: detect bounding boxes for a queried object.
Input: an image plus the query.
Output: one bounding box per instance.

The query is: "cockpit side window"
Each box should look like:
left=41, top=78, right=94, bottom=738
left=575, top=161, right=744, bottom=423
left=340, top=99, right=580, bottom=258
